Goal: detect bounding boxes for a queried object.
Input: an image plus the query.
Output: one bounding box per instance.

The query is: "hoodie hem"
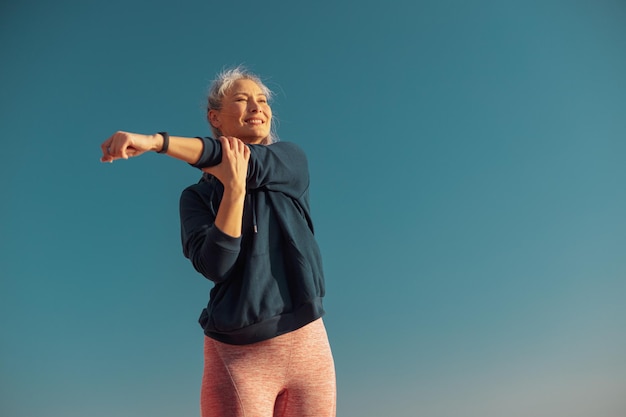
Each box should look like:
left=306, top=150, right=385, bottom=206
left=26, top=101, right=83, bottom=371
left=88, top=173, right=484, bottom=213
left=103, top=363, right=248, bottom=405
left=201, top=299, right=325, bottom=345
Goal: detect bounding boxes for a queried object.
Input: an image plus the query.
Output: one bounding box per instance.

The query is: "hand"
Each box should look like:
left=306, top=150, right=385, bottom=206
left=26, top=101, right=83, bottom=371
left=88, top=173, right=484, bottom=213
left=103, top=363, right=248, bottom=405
left=202, top=136, right=250, bottom=195
left=100, top=131, right=161, bottom=162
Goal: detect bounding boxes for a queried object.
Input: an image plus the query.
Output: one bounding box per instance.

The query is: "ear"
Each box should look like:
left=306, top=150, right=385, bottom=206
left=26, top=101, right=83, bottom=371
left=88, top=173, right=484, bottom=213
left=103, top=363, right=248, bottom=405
left=208, top=109, right=221, bottom=129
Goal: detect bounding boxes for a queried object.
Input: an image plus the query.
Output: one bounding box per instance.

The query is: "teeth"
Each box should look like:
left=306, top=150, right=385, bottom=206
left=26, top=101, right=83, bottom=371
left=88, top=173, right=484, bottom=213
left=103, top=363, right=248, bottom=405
left=247, top=119, right=263, bottom=124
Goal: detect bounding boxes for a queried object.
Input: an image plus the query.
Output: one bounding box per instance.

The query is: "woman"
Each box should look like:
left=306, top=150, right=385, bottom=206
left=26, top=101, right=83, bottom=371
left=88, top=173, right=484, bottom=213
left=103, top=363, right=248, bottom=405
left=100, top=67, right=336, bottom=416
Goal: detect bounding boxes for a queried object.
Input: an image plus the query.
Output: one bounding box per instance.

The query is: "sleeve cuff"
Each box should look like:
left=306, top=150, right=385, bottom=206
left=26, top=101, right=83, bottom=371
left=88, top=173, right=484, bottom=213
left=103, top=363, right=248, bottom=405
left=206, top=224, right=242, bottom=252
left=190, top=137, right=222, bottom=169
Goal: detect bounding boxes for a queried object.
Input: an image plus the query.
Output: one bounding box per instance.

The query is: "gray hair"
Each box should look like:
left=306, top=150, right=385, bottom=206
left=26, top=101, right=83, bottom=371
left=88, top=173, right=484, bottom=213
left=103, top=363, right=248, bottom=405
left=207, top=66, right=278, bottom=144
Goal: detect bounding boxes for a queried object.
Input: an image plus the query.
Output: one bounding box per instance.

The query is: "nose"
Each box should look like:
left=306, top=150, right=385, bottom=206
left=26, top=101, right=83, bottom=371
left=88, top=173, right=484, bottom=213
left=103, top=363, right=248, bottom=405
left=248, top=100, right=263, bottom=113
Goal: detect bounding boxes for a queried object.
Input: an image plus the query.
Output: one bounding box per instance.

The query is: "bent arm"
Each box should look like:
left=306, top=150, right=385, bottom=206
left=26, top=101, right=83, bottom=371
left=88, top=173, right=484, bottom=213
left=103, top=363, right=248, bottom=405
left=180, top=188, right=242, bottom=283
left=204, top=137, right=249, bottom=238
left=179, top=137, right=250, bottom=283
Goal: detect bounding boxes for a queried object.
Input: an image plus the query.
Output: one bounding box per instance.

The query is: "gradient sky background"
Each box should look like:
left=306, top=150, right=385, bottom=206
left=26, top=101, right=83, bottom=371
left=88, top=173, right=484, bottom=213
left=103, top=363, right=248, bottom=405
left=1, top=0, right=625, bottom=416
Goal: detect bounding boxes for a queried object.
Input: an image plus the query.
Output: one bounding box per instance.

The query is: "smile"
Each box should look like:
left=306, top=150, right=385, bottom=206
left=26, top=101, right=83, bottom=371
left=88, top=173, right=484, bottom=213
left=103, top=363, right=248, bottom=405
left=245, top=118, right=264, bottom=125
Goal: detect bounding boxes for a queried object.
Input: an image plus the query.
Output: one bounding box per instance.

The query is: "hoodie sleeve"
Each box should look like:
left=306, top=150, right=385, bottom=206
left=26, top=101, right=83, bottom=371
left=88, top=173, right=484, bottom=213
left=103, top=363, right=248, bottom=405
left=179, top=186, right=241, bottom=283
left=191, top=137, right=309, bottom=198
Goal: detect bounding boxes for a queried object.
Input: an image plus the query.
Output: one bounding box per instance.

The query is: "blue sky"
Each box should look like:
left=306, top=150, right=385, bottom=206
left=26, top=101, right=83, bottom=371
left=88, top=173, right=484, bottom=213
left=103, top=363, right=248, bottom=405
left=1, top=0, right=625, bottom=416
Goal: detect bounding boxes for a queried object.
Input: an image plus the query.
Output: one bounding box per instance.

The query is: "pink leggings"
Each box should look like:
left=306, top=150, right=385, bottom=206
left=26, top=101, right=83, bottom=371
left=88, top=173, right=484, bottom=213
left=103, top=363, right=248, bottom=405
left=200, top=318, right=336, bottom=417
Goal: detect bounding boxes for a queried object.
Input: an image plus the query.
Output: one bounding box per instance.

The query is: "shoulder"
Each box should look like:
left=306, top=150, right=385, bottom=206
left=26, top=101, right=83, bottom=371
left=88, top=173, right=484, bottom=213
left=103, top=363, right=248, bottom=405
left=250, top=140, right=305, bottom=154
left=268, top=141, right=306, bottom=154
left=256, top=141, right=309, bottom=165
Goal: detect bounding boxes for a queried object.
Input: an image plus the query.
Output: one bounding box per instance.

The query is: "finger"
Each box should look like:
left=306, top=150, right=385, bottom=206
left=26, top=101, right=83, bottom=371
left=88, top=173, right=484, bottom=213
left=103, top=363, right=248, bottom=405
left=226, top=136, right=239, bottom=151
left=218, top=136, right=231, bottom=151
left=120, top=143, right=129, bottom=159
left=236, top=139, right=247, bottom=158
left=100, top=137, right=113, bottom=160
left=101, top=136, right=121, bottom=163
left=229, top=137, right=241, bottom=150
left=109, top=132, right=131, bottom=159
left=115, top=132, right=131, bottom=159
left=241, top=141, right=250, bottom=161
left=100, top=139, right=110, bottom=155
left=108, top=133, right=122, bottom=158
left=242, top=143, right=250, bottom=161
left=217, top=136, right=232, bottom=159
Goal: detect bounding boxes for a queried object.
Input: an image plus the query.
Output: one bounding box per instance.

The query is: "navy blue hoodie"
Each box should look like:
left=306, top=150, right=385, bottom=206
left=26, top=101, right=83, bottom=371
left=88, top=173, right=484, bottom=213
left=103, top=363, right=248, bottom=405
left=179, top=137, right=325, bottom=345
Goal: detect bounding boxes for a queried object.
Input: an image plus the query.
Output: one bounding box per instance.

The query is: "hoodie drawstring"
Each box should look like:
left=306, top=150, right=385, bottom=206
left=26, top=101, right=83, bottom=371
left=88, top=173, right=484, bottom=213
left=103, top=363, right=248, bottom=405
left=248, top=193, right=258, bottom=234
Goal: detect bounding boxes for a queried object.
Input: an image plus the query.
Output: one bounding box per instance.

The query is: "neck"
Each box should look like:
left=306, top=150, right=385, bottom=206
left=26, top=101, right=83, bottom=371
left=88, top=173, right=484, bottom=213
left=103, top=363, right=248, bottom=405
left=239, top=135, right=266, bottom=145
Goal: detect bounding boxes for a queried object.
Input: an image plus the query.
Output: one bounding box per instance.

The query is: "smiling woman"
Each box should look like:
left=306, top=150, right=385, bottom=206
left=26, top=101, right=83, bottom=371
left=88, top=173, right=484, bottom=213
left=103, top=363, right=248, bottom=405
left=100, top=67, right=336, bottom=417
left=207, top=67, right=278, bottom=145
left=208, top=78, right=272, bottom=144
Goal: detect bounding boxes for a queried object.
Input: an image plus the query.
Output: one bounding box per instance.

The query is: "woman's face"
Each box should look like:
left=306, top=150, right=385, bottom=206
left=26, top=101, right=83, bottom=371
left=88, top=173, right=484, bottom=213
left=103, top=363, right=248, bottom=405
left=209, top=79, right=272, bottom=145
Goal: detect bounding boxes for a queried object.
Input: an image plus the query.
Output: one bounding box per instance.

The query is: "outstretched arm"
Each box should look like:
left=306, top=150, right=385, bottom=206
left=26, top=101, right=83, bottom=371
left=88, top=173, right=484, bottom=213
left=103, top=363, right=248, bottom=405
left=100, top=131, right=205, bottom=164
left=101, top=133, right=308, bottom=198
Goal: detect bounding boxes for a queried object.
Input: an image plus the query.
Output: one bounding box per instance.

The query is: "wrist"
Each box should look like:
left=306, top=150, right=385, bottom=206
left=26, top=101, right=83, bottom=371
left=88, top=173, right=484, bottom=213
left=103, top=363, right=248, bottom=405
left=149, top=134, right=162, bottom=152
left=222, top=187, right=246, bottom=201
left=156, top=132, right=169, bottom=153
